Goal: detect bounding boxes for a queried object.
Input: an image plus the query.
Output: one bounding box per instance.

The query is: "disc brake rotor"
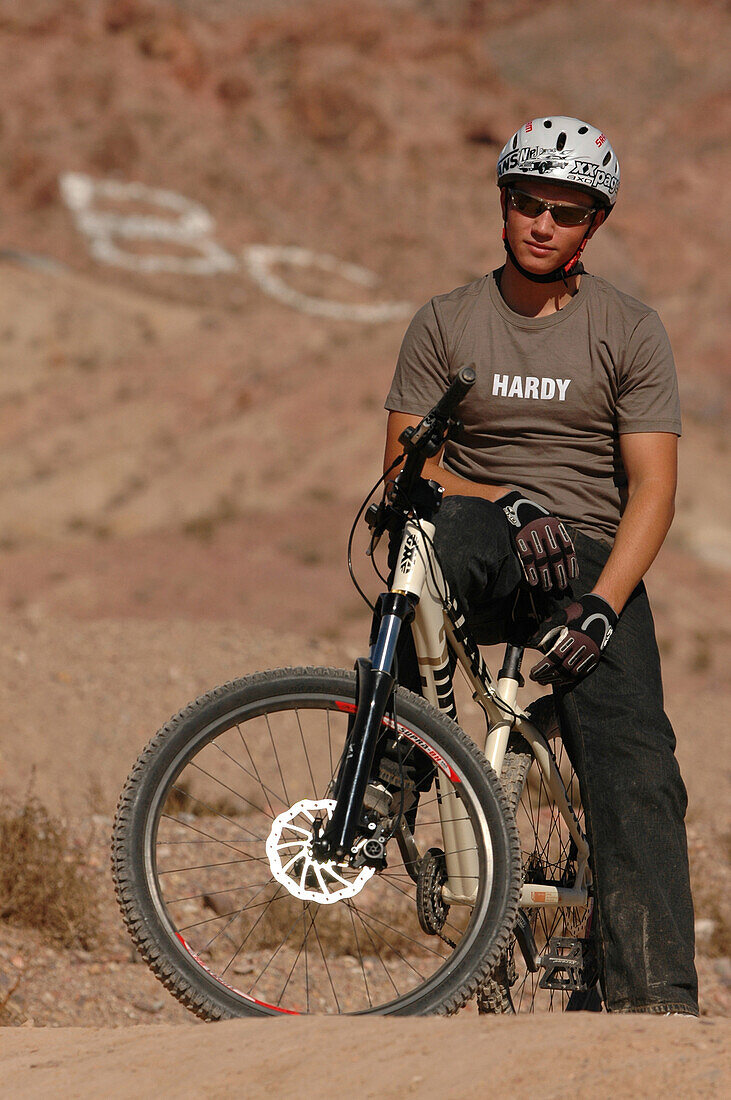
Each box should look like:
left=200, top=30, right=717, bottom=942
left=265, top=798, right=375, bottom=904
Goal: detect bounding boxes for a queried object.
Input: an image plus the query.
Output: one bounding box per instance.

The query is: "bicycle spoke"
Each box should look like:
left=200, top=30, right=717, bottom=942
left=348, top=902, right=373, bottom=1009
left=237, top=724, right=279, bottom=818
left=246, top=901, right=308, bottom=995
left=494, top=748, right=590, bottom=1015
left=168, top=784, right=267, bottom=841
left=220, top=885, right=288, bottom=976
left=159, top=814, right=263, bottom=859
left=310, top=913, right=341, bottom=1013
left=167, top=881, right=274, bottom=904
left=326, top=710, right=334, bottom=782
left=212, top=735, right=284, bottom=817
left=202, top=876, right=277, bottom=953
left=348, top=904, right=446, bottom=965
left=264, top=712, right=290, bottom=806
left=158, top=855, right=264, bottom=875
left=303, top=905, right=311, bottom=1013
left=347, top=904, right=429, bottom=982
left=295, top=709, right=319, bottom=800
left=186, top=760, right=270, bottom=822
left=348, top=905, right=400, bottom=997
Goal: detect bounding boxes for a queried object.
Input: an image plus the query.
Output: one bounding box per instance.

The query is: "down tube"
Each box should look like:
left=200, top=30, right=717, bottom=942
left=395, top=520, right=479, bottom=906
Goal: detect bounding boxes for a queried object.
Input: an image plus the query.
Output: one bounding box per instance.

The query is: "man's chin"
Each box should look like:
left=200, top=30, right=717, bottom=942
left=519, top=245, right=560, bottom=272
left=511, top=253, right=574, bottom=279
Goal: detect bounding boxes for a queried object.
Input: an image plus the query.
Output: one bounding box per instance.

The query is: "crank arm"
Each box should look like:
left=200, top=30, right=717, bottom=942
left=514, top=910, right=540, bottom=972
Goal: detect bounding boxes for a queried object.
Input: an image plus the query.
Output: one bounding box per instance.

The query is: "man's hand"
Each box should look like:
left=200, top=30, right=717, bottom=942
left=529, top=593, right=618, bottom=686
left=499, top=491, right=578, bottom=592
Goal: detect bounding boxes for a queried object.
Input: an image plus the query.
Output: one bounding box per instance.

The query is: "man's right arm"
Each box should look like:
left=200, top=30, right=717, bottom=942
left=383, top=411, right=510, bottom=502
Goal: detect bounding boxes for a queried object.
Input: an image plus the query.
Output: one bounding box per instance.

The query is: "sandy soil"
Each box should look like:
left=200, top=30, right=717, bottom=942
left=1, top=1017, right=729, bottom=1099
left=0, top=0, right=729, bottom=1091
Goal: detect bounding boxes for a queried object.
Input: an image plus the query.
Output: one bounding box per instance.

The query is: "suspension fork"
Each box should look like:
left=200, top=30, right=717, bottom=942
left=318, top=591, right=415, bottom=859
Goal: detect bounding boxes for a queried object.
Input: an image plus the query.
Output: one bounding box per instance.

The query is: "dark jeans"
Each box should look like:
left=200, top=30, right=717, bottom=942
left=391, top=496, right=698, bottom=1015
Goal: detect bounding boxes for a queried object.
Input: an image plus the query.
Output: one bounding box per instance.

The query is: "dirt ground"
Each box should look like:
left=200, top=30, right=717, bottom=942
left=1, top=1016, right=729, bottom=1099
left=0, top=0, right=729, bottom=1092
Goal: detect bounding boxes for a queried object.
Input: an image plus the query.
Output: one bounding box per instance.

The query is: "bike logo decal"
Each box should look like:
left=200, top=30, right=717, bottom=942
left=335, top=701, right=461, bottom=783
left=399, top=532, right=418, bottom=574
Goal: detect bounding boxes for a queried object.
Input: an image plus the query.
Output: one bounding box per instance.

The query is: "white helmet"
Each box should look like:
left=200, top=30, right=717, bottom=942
left=497, top=116, right=620, bottom=209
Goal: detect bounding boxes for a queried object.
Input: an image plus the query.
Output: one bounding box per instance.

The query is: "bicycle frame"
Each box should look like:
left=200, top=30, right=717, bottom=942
left=384, top=515, right=591, bottom=913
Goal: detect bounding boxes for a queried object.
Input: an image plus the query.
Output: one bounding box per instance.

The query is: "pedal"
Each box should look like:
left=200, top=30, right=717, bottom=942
left=538, top=937, right=594, bottom=992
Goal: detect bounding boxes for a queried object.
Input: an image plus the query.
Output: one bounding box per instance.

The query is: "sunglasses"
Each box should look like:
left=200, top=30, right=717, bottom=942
left=508, top=187, right=596, bottom=227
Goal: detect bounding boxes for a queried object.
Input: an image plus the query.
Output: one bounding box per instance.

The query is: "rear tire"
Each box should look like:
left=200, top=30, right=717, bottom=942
left=478, top=702, right=600, bottom=1014
left=112, top=666, right=521, bottom=1017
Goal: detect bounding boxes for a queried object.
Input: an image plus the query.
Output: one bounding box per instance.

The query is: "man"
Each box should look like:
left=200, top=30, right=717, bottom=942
left=383, top=116, right=698, bottom=1015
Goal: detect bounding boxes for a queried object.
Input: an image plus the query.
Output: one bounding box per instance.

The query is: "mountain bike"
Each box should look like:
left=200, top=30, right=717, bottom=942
left=112, top=366, right=600, bottom=1017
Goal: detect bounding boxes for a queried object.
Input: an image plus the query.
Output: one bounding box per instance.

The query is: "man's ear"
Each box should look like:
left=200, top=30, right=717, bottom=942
left=499, top=187, right=507, bottom=220
left=586, top=208, right=606, bottom=239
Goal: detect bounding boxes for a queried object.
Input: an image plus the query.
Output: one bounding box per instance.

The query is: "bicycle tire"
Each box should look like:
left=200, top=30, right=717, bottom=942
left=478, top=715, right=599, bottom=1013
left=112, top=666, right=521, bottom=1017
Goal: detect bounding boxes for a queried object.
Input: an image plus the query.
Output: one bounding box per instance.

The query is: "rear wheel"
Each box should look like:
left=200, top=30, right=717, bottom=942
left=478, top=701, right=600, bottom=1013
left=112, top=666, right=520, bottom=1017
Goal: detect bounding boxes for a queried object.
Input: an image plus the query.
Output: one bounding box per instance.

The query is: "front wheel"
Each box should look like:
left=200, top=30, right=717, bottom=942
left=112, top=667, right=520, bottom=1017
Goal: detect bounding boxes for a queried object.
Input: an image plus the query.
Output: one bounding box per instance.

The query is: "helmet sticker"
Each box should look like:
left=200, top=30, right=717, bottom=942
left=566, top=162, right=619, bottom=195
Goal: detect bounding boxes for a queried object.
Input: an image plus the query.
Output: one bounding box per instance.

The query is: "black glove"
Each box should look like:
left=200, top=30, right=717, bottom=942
left=529, top=593, right=618, bottom=686
left=498, top=491, right=578, bottom=592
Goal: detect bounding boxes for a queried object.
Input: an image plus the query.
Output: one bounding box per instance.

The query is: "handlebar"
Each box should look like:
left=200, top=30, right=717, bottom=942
left=365, top=367, right=476, bottom=541
left=431, top=365, right=477, bottom=422
left=400, top=366, right=476, bottom=456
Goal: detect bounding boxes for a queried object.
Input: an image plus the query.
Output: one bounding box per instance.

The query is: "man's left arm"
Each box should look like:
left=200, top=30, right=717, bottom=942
left=529, top=432, right=677, bottom=686
left=591, top=431, right=678, bottom=614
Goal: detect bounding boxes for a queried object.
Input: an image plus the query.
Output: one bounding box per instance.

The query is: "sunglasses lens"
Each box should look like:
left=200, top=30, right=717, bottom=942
left=511, top=191, right=543, bottom=218
left=552, top=206, right=591, bottom=227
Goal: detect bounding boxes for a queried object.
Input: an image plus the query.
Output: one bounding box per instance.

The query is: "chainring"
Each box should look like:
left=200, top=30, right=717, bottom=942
left=416, top=847, right=454, bottom=946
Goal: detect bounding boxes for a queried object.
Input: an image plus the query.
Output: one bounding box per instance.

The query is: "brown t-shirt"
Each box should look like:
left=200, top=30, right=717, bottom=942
left=385, top=270, right=681, bottom=542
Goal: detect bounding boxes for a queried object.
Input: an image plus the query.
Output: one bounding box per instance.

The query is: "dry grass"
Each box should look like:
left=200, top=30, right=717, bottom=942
left=164, top=779, right=242, bottom=819
left=0, top=970, right=22, bottom=1024
left=0, top=796, right=100, bottom=949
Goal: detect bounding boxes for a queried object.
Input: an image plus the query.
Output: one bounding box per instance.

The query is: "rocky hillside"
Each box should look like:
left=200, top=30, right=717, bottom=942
left=0, top=0, right=728, bottom=1038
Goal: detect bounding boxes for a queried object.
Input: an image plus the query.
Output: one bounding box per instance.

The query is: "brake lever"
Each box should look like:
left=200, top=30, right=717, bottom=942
left=365, top=501, right=386, bottom=556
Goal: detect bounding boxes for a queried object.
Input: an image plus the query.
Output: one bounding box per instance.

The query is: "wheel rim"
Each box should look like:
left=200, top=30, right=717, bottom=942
left=141, top=686, right=497, bottom=1014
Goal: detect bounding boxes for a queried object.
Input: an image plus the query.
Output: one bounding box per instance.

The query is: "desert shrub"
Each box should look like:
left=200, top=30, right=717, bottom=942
left=0, top=796, right=100, bottom=949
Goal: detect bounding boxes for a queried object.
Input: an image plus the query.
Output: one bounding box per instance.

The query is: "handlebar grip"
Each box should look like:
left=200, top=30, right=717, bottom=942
left=432, top=366, right=476, bottom=420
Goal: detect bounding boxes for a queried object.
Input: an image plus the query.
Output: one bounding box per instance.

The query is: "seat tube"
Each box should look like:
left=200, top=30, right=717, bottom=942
left=485, top=644, right=524, bottom=777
